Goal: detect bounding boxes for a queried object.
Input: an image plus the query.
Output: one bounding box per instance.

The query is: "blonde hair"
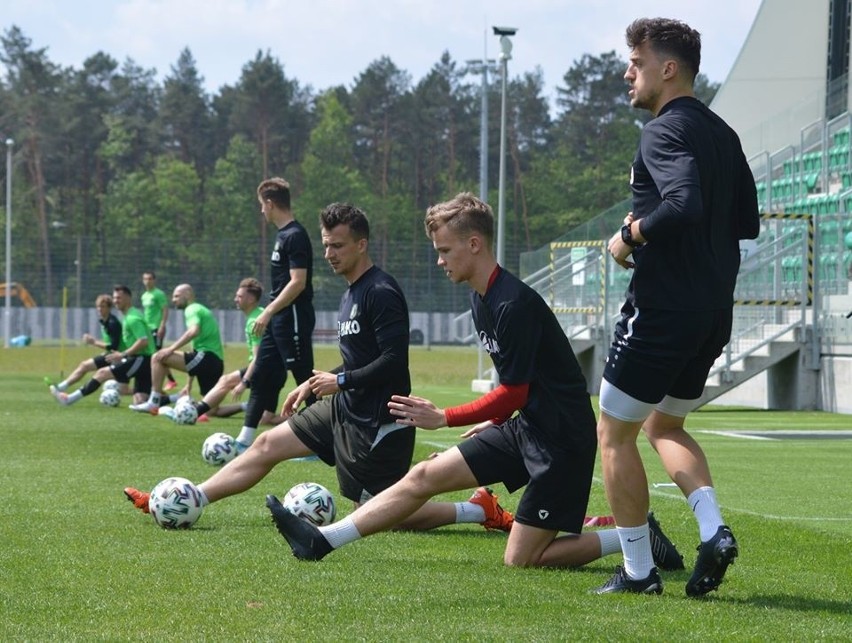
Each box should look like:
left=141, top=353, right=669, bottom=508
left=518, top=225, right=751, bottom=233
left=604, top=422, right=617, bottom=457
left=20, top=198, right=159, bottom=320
left=424, top=192, right=494, bottom=244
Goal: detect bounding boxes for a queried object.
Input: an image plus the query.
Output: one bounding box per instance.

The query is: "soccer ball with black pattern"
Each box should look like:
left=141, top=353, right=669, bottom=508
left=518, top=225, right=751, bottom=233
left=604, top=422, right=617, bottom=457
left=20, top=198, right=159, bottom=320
left=201, top=432, right=238, bottom=466
left=103, top=379, right=121, bottom=392
left=173, top=400, right=198, bottom=425
left=282, top=482, right=336, bottom=526
left=148, top=477, right=203, bottom=529
left=99, top=388, right=121, bottom=407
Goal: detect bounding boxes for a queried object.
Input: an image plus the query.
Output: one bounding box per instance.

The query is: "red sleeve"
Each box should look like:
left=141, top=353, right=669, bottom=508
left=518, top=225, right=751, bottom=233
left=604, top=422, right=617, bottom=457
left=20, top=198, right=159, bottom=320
left=444, top=383, right=529, bottom=427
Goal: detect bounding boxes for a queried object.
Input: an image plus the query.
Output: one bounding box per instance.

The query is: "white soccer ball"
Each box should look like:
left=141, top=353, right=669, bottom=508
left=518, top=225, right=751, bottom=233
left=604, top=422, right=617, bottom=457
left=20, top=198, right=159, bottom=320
left=103, top=379, right=121, bottom=392
left=148, top=477, right=204, bottom=529
left=202, top=432, right=238, bottom=466
left=173, top=400, right=198, bottom=425
left=99, top=388, right=121, bottom=407
left=282, top=482, right=336, bottom=526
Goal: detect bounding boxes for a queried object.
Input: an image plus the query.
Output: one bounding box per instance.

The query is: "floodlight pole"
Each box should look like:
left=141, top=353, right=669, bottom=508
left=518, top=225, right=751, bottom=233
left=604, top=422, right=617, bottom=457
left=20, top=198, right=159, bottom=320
left=4, top=138, right=12, bottom=349
left=494, top=29, right=516, bottom=267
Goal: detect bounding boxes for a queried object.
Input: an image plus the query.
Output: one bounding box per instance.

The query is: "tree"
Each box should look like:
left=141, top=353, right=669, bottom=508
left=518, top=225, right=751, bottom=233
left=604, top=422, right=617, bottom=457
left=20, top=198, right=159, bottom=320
left=0, top=26, right=63, bottom=304
left=159, top=48, right=212, bottom=176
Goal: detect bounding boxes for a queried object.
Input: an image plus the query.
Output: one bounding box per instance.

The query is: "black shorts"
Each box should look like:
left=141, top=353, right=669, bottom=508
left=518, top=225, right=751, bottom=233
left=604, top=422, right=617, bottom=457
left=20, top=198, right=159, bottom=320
left=92, top=354, right=109, bottom=369
left=153, top=332, right=164, bottom=351
left=183, top=351, right=224, bottom=395
left=458, top=416, right=596, bottom=533
left=288, top=397, right=415, bottom=504
left=603, top=302, right=732, bottom=403
left=110, top=355, right=151, bottom=395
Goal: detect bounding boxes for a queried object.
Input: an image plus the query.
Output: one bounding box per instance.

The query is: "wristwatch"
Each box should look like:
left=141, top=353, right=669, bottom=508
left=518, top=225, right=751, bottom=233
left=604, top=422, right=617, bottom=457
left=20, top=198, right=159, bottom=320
left=337, top=371, right=347, bottom=389
left=621, top=223, right=642, bottom=248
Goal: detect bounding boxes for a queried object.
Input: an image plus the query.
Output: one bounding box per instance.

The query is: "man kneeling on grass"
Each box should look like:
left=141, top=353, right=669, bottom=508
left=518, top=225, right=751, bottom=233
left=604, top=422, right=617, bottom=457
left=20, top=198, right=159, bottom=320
left=267, top=192, right=684, bottom=573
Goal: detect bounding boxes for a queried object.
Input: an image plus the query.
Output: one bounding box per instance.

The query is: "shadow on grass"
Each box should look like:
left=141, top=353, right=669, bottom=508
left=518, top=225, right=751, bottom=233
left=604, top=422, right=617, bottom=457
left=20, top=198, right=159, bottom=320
left=711, top=593, right=852, bottom=615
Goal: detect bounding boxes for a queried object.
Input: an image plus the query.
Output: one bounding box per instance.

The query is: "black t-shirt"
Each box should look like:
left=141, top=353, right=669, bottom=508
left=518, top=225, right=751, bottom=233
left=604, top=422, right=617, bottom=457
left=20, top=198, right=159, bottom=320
left=471, top=268, right=596, bottom=449
left=335, top=266, right=411, bottom=427
left=629, top=96, right=760, bottom=310
left=100, top=313, right=123, bottom=352
left=269, top=220, right=314, bottom=315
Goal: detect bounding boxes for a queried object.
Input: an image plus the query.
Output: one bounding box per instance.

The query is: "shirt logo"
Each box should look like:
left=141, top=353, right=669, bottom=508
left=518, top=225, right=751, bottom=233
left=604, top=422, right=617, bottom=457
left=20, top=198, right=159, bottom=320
left=271, top=240, right=281, bottom=262
left=338, top=319, right=361, bottom=336
left=538, top=509, right=550, bottom=520
left=478, top=330, right=500, bottom=355
left=350, top=304, right=359, bottom=320
left=630, top=164, right=635, bottom=185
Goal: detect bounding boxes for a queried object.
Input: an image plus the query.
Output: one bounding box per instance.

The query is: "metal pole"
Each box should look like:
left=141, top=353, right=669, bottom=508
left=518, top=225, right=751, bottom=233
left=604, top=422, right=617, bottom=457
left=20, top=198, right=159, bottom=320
left=4, top=138, right=12, bottom=349
left=496, top=53, right=508, bottom=266
left=479, top=54, right=489, bottom=202
left=493, top=29, right=515, bottom=266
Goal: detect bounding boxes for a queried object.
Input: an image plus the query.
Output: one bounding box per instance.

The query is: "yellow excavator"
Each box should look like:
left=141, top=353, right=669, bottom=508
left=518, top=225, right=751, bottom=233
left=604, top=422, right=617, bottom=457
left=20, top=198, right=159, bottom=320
left=0, top=282, right=37, bottom=307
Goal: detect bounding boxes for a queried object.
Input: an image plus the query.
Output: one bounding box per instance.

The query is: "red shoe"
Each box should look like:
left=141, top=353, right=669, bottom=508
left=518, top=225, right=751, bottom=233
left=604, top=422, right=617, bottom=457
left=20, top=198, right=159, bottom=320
left=164, top=380, right=178, bottom=392
left=469, top=487, right=513, bottom=532
left=583, top=515, right=616, bottom=528
left=197, top=413, right=209, bottom=423
left=124, top=487, right=151, bottom=514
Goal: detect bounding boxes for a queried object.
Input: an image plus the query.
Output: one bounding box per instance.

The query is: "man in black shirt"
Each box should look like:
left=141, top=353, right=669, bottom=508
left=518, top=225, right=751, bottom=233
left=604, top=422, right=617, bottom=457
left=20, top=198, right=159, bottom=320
left=267, top=194, right=683, bottom=572
left=48, top=294, right=123, bottom=393
left=125, top=204, right=515, bottom=534
left=596, top=18, right=759, bottom=597
left=207, top=177, right=315, bottom=452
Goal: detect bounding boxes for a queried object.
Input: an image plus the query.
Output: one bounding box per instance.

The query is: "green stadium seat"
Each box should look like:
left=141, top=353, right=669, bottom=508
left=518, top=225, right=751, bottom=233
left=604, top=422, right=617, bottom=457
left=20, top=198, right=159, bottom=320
left=833, top=126, right=850, bottom=147
left=820, top=218, right=840, bottom=247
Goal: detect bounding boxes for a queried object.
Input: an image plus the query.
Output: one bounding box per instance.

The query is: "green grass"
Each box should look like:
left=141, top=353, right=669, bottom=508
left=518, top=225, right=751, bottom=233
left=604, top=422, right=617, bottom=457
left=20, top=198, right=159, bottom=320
left=2, top=346, right=851, bottom=640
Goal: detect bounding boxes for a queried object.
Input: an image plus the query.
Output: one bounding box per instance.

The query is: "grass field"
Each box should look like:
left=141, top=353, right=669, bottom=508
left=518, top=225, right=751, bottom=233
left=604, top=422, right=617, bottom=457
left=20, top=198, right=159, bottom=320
left=2, top=345, right=851, bottom=640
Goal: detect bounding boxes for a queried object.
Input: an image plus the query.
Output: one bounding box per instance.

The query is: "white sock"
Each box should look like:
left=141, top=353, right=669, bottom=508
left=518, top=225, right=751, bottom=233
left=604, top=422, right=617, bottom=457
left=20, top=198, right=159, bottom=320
left=66, top=390, right=83, bottom=404
left=688, top=486, right=725, bottom=541
left=57, top=380, right=69, bottom=391
left=149, top=391, right=162, bottom=406
left=236, top=426, right=256, bottom=445
left=616, top=523, right=655, bottom=579
left=196, top=486, right=210, bottom=507
left=454, top=501, right=487, bottom=524
left=319, top=516, right=361, bottom=549
left=596, top=529, right=622, bottom=557
left=168, top=393, right=180, bottom=404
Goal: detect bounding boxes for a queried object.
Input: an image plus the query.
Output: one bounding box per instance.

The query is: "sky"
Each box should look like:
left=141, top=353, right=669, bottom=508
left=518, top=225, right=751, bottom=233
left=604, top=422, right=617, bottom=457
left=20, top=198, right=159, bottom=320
left=4, top=0, right=764, bottom=107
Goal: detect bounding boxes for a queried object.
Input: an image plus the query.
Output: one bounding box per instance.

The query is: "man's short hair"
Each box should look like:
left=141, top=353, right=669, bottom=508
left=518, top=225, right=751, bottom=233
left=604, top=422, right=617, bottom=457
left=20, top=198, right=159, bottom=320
left=238, top=277, right=263, bottom=301
left=424, top=192, right=494, bottom=245
left=320, top=203, right=370, bottom=241
left=142, top=271, right=156, bottom=280
left=257, top=177, right=291, bottom=211
left=625, top=18, right=701, bottom=80
left=113, top=284, right=132, bottom=297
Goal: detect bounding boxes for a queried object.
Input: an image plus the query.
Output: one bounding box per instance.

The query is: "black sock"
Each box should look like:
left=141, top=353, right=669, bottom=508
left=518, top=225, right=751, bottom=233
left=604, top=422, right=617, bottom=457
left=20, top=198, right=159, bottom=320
left=196, top=401, right=211, bottom=415
left=81, top=379, right=101, bottom=397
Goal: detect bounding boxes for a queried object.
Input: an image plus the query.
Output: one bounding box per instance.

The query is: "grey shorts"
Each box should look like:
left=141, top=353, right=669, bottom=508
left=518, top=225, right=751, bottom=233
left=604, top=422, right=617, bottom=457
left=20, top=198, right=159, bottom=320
left=288, top=396, right=415, bottom=504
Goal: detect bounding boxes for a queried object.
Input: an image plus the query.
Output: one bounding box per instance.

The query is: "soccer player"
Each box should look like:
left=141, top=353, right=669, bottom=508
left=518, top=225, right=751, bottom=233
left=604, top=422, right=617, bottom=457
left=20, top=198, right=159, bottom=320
left=51, top=285, right=155, bottom=406
left=233, top=177, right=316, bottom=452
left=266, top=193, right=684, bottom=573
left=124, top=203, right=518, bottom=536
left=178, top=277, right=280, bottom=425
left=141, top=271, right=178, bottom=391
left=48, top=294, right=122, bottom=393
left=594, top=18, right=759, bottom=596
left=129, top=284, right=225, bottom=413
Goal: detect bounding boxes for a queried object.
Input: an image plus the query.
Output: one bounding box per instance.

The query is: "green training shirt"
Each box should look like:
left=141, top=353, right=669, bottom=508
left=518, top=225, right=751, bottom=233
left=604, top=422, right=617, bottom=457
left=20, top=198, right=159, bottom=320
left=122, top=307, right=155, bottom=356
left=184, top=302, right=224, bottom=361
left=244, top=306, right=264, bottom=362
left=141, top=287, right=168, bottom=331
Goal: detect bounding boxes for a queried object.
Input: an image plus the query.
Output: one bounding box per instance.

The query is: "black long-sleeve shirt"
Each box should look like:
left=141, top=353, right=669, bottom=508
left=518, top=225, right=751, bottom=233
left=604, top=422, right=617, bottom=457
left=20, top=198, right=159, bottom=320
left=629, top=96, right=760, bottom=311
